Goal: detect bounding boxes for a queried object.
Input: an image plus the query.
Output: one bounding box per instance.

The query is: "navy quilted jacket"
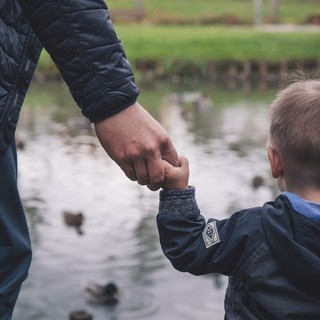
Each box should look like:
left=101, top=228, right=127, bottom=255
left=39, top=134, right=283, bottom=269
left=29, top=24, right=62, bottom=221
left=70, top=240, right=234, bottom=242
left=0, top=0, right=139, bottom=155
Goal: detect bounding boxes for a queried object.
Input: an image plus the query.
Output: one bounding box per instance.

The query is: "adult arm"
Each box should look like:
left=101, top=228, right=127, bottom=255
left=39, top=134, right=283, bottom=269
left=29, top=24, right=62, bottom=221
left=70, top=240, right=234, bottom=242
left=18, top=0, right=179, bottom=190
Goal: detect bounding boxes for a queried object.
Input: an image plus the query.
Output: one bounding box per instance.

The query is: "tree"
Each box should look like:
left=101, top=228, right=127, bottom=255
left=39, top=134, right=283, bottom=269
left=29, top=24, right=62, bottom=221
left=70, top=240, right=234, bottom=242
left=269, top=0, right=279, bottom=22
left=253, top=0, right=262, bottom=25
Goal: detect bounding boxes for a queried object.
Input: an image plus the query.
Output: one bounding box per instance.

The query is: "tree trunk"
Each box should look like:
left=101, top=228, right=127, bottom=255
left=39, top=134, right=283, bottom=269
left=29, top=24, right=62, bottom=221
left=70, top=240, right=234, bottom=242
left=253, top=0, right=262, bottom=25
left=269, top=0, right=279, bottom=21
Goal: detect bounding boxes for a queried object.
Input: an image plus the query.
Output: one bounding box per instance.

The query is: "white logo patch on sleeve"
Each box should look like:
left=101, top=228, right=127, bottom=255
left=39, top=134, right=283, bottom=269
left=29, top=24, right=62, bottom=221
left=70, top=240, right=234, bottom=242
left=202, top=221, right=220, bottom=248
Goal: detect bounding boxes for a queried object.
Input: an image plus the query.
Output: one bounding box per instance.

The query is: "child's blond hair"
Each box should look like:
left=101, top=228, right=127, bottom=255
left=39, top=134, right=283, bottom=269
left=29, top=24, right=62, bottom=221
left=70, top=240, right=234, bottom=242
left=269, top=79, right=320, bottom=171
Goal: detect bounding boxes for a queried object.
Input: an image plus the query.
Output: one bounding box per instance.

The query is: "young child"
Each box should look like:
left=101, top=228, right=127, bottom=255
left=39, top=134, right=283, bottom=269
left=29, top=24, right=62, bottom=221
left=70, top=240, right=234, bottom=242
left=157, top=79, right=320, bottom=319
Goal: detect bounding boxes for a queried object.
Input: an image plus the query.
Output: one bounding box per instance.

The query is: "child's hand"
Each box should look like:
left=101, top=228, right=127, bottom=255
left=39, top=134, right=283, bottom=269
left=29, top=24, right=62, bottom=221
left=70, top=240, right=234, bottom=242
left=162, top=156, right=189, bottom=190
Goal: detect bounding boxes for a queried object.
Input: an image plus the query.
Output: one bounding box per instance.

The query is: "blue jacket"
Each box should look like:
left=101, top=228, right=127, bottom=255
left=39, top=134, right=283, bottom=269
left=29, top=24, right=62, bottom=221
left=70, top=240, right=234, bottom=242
left=0, top=0, right=139, bottom=155
left=157, top=187, right=320, bottom=319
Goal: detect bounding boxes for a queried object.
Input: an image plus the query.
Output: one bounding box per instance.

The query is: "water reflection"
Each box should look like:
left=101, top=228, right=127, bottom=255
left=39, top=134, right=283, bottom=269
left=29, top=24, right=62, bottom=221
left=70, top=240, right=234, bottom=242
left=13, top=81, right=276, bottom=320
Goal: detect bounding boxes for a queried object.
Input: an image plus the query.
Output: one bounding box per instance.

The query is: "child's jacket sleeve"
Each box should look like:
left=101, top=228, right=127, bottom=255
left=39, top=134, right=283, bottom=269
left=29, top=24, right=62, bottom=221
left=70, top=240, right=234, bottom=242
left=157, top=187, right=265, bottom=276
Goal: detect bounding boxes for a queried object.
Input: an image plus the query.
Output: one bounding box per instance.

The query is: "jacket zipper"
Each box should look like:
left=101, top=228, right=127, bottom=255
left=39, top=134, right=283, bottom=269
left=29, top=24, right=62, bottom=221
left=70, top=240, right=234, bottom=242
left=0, top=58, right=31, bottom=139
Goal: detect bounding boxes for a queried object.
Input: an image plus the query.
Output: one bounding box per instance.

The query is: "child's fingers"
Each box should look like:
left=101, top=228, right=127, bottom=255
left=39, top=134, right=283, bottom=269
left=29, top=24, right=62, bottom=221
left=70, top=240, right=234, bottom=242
left=161, top=156, right=189, bottom=190
left=162, top=156, right=189, bottom=173
left=162, top=158, right=174, bottom=171
left=179, top=156, right=189, bottom=169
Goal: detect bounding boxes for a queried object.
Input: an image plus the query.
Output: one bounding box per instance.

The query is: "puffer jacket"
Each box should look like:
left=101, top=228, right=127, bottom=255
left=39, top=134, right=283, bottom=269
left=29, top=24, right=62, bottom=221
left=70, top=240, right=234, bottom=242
left=0, top=0, right=139, bottom=156
left=157, top=187, right=320, bottom=319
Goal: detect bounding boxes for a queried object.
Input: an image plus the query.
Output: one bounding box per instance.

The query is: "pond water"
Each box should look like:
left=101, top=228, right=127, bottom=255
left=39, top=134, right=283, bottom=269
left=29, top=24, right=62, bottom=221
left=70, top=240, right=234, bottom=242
left=13, top=81, right=277, bottom=320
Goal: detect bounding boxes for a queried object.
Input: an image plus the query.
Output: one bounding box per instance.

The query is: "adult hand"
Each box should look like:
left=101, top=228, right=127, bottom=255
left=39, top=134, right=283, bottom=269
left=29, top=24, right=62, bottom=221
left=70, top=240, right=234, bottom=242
left=94, top=102, right=179, bottom=191
left=162, top=156, right=189, bottom=190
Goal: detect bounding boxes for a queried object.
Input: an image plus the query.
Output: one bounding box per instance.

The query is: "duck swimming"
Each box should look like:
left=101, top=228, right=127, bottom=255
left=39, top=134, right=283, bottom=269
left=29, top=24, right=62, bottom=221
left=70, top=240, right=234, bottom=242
left=63, top=210, right=84, bottom=235
left=251, top=175, right=265, bottom=190
left=69, top=310, right=93, bottom=320
left=83, top=282, right=119, bottom=305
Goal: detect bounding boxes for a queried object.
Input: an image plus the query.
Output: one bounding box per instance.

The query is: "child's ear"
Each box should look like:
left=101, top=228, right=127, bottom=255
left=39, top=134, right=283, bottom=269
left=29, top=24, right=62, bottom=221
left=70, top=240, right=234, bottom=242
left=267, top=147, right=283, bottom=179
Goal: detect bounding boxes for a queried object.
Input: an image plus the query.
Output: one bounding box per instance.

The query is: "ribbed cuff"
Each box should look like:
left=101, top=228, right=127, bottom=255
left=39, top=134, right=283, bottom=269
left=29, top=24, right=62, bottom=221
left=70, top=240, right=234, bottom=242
left=159, top=186, right=200, bottom=217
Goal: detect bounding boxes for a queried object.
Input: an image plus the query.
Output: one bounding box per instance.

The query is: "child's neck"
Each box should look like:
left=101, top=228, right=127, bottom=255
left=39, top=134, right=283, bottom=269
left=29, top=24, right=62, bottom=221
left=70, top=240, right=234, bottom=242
left=283, top=172, right=320, bottom=203
left=286, top=188, right=320, bottom=203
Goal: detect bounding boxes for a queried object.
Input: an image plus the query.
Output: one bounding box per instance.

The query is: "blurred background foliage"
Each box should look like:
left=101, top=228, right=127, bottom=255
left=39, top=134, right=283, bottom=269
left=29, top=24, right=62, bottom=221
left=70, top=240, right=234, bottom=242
left=36, top=0, right=320, bottom=81
left=105, top=0, right=320, bottom=24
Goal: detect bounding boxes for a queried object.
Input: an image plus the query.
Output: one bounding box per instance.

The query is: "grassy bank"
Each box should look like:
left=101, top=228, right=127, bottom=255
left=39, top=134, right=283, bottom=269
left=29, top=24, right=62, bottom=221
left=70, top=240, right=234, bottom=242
left=106, top=0, right=320, bottom=24
left=114, top=25, right=320, bottom=61
left=37, top=25, right=320, bottom=79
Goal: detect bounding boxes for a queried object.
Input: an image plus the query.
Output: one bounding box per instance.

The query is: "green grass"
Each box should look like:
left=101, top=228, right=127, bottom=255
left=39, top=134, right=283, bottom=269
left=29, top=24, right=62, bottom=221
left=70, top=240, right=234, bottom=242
left=37, top=25, right=320, bottom=76
left=114, top=25, right=320, bottom=62
left=106, top=0, right=320, bottom=24
left=36, top=0, right=320, bottom=73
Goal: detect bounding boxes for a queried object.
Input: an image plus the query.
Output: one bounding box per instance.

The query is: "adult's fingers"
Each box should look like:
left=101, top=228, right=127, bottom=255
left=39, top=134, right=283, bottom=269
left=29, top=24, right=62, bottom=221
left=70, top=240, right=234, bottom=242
left=132, top=159, right=150, bottom=186
left=118, top=161, right=137, bottom=182
left=161, top=139, right=180, bottom=167
left=146, top=156, right=165, bottom=191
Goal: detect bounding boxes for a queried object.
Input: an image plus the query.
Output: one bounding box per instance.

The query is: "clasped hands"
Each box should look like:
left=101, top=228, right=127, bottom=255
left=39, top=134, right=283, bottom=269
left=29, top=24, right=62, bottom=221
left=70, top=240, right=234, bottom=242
left=94, top=101, right=187, bottom=191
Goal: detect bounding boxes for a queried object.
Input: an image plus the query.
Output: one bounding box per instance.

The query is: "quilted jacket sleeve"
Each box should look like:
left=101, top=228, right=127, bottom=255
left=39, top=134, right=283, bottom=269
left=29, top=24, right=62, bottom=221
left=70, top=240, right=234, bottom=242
left=18, top=0, right=140, bottom=122
left=157, top=187, right=265, bottom=276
